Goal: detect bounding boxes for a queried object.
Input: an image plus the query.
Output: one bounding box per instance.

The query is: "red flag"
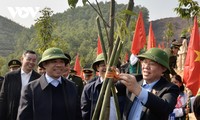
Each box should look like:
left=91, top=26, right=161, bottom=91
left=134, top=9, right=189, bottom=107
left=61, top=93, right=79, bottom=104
left=147, top=22, right=156, bottom=50
left=131, top=11, right=146, bottom=55
left=74, top=54, right=82, bottom=77
left=158, top=43, right=162, bottom=49
left=183, top=16, right=200, bottom=95
left=80, top=71, right=84, bottom=79
left=124, top=52, right=129, bottom=62
left=97, top=36, right=102, bottom=55
left=161, top=42, right=165, bottom=49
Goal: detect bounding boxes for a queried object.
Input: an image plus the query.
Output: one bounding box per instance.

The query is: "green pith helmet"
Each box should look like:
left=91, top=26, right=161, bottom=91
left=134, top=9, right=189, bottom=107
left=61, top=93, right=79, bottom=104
left=138, top=48, right=170, bottom=71
left=171, top=41, right=182, bottom=49
left=92, top=53, right=105, bottom=71
left=180, top=33, right=186, bottom=38
left=38, top=47, right=69, bottom=68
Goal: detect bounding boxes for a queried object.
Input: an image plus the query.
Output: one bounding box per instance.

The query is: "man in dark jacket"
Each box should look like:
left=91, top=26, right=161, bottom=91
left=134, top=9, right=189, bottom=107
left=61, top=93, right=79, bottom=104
left=119, top=48, right=180, bottom=120
left=17, top=47, right=82, bottom=120
left=0, top=50, right=41, bottom=120
left=63, top=53, right=84, bottom=97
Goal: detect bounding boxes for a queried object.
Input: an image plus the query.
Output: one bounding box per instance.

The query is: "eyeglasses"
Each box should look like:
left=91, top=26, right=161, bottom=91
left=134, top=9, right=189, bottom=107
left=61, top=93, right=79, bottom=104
left=99, top=63, right=106, bottom=67
left=141, top=59, right=158, bottom=67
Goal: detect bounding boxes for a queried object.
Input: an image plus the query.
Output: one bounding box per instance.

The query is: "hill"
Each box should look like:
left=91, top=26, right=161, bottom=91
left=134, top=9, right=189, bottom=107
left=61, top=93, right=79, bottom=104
left=0, top=2, right=195, bottom=76
left=0, top=2, right=193, bottom=58
left=0, top=15, right=26, bottom=56
left=152, top=17, right=192, bottom=43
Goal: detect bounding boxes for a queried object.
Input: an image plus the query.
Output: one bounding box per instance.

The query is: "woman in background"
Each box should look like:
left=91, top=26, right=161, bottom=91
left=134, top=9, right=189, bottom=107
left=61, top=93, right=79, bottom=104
left=170, top=75, right=190, bottom=120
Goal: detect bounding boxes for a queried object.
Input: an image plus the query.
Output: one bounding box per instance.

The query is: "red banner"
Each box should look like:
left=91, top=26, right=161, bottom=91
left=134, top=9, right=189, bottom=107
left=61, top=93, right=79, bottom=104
left=183, top=16, right=200, bottom=95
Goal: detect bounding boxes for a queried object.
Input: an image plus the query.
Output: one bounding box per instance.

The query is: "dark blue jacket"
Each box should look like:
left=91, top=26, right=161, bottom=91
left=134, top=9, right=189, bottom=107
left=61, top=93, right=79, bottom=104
left=122, top=75, right=180, bottom=120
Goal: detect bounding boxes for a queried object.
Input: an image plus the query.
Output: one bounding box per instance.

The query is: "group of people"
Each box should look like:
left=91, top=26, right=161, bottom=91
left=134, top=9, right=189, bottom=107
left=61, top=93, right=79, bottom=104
left=0, top=45, right=199, bottom=120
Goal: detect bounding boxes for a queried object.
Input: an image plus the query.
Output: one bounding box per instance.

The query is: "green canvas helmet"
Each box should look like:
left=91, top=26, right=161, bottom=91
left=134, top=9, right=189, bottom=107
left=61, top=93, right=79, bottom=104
left=92, top=53, right=105, bottom=71
left=171, top=41, right=182, bottom=49
left=180, top=33, right=186, bottom=38
left=38, top=47, right=69, bottom=68
left=138, top=48, right=170, bottom=71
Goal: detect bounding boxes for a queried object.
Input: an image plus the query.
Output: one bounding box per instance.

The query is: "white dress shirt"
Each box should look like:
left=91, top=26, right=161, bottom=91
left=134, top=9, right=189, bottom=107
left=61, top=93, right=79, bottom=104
left=21, top=70, right=32, bottom=93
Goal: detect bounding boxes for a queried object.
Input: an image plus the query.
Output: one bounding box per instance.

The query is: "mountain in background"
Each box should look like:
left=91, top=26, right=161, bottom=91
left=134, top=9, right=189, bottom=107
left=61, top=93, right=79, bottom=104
left=151, top=17, right=192, bottom=42
left=0, top=2, right=192, bottom=57
left=0, top=15, right=26, bottom=56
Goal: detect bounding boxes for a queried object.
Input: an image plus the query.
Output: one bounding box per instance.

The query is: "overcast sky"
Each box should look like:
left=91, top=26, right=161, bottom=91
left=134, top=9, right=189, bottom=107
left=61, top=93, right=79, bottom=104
left=0, top=0, right=199, bottom=28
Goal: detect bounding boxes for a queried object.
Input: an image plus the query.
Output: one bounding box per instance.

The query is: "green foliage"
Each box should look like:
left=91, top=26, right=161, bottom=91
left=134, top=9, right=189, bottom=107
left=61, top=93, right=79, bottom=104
left=163, top=22, right=174, bottom=47
left=174, top=0, right=200, bottom=19
left=0, top=2, right=150, bottom=75
left=0, top=56, right=6, bottom=76
left=52, top=2, right=149, bottom=65
left=1, top=1, right=195, bottom=75
left=116, top=5, right=149, bottom=61
left=34, top=7, right=54, bottom=55
left=115, top=9, right=136, bottom=42
left=82, top=0, right=87, bottom=6
left=181, top=28, right=190, bottom=37
left=68, top=0, right=79, bottom=8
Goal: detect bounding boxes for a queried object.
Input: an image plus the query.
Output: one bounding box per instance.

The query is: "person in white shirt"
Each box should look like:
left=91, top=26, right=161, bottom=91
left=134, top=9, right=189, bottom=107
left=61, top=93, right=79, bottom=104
left=0, top=50, right=40, bottom=120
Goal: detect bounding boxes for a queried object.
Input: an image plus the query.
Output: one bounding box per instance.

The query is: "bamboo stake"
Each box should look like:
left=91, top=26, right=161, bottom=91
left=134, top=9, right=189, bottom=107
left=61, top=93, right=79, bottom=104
left=96, top=16, right=107, bottom=62
left=93, top=0, right=134, bottom=118
left=92, top=17, right=109, bottom=120
left=111, top=41, right=123, bottom=120
left=99, top=38, right=121, bottom=120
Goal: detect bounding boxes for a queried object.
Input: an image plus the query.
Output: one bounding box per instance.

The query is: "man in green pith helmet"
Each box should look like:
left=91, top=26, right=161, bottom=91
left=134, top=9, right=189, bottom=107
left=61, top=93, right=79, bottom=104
left=81, top=53, right=126, bottom=120
left=17, top=47, right=82, bottom=120
left=118, top=48, right=180, bottom=120
left=163, top=40, right=182, bottom=81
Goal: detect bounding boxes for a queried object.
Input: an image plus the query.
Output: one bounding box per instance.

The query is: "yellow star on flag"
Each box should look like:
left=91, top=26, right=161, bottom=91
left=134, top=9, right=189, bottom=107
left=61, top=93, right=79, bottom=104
left=194, top=50, right=200, bottom=62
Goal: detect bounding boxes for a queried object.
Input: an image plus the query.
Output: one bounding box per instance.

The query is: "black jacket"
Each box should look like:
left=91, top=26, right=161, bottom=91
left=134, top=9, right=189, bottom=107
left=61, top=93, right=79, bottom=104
left=17, top=75, right=82, bottom=120
left=122, top=75, right=180, bottom=120
left=0, top=69, right=40, bottom=120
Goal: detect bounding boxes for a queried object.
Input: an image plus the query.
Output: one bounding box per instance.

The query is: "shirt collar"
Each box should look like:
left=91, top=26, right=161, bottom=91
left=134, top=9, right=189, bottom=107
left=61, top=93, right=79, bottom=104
left=66, top=74, right=70, bottom=79
left=142, top=80, right=159, bottom=88
left=100, top=76, right=104, bottom=83
left=21, top=69, right=32, bottom=75
left=45, top=74, right=62, bottom=84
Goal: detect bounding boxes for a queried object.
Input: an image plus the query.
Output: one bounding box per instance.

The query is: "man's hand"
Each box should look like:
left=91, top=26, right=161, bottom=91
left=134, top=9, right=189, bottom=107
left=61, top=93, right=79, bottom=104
left=118, top=73, right=142, bottom=96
